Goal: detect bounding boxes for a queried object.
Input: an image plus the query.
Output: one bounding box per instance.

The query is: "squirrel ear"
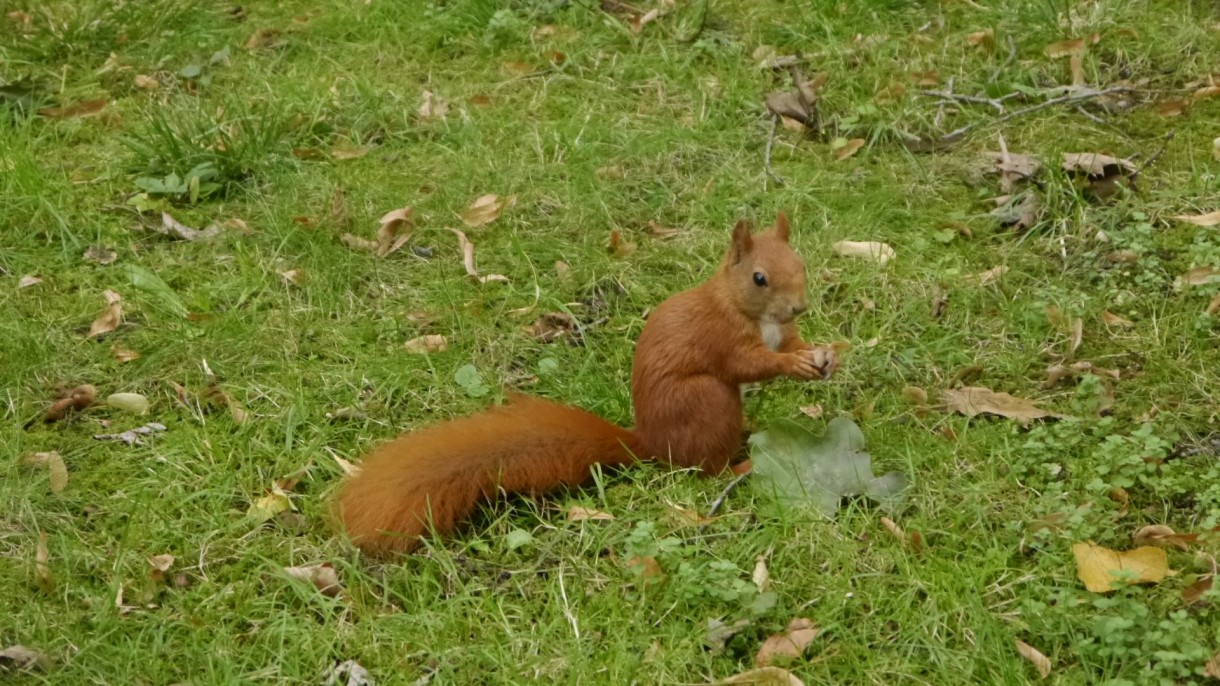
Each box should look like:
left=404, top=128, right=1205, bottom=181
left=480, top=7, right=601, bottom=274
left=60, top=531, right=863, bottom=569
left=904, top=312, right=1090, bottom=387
left=729, top=219, right=754, bottom=264
left=773, top=212, right=790, bottom=242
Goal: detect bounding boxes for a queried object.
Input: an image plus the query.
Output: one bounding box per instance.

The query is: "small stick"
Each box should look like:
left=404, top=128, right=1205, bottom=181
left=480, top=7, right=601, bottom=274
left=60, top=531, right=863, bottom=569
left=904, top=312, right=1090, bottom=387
left=703, top=471, right=750, bottom=525
left=1129, top=129, right=1174, bottom=184
left=938, top=86, right=1134, bottom=143
left=764, top=114, right=786, bottom=187
left=918, top=90, right=1014, bottom=112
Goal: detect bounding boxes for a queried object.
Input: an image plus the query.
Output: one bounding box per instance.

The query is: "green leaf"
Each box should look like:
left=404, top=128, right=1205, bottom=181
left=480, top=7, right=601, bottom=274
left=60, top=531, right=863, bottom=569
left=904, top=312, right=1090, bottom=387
left=122, top=264, right=189, bottom=319
left=180, top=63, right=203, bottom=79
left=453, top=364, right=489, bottom=397
left=505, top=528, right=534, bottom=551
left=537, top=357, right=559, bottom=376
left=749, top=417, right=908, bottom=517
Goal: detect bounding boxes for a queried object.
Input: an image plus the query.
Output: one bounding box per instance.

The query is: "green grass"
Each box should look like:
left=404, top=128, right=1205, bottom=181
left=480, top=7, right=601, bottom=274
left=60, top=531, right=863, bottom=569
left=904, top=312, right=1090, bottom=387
left=3, top=0, right=1219, bottom=683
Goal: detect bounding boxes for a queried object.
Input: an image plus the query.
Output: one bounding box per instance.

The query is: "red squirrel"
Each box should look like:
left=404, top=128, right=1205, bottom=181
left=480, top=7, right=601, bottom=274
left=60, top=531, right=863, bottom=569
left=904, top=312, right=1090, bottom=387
left=338, top=213, right=838, bottom=555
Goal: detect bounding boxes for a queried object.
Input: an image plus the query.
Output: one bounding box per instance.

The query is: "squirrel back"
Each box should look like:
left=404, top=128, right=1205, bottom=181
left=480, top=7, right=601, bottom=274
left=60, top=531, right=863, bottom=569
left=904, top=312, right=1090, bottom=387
left=338, top=214, right=830, bottom=555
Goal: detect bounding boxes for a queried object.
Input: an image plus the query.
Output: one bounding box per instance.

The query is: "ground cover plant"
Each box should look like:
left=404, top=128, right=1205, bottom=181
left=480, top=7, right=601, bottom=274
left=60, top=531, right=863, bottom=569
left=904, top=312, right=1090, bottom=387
left=2, top=0, right=1219, bottom=683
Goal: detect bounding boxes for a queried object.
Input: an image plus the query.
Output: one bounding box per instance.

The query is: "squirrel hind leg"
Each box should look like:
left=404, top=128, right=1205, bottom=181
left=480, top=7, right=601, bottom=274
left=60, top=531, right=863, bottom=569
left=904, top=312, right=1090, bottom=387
left=636, top=380, right=742, bottom=475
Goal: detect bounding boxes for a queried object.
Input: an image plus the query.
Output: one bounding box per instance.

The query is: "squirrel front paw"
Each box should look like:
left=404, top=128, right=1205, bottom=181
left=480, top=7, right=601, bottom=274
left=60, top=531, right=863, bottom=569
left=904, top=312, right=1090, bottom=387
left=785, top=349, right=824, bottom=380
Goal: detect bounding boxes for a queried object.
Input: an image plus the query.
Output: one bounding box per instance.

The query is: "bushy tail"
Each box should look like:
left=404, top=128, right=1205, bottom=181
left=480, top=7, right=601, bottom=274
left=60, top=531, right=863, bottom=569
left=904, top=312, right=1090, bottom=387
left=337, top=395, right=640, bottom=555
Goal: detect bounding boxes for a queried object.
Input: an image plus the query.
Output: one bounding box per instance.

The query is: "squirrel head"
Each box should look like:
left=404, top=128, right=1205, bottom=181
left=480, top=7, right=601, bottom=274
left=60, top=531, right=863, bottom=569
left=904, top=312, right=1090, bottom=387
left=720, top=212, right=809, bottom=324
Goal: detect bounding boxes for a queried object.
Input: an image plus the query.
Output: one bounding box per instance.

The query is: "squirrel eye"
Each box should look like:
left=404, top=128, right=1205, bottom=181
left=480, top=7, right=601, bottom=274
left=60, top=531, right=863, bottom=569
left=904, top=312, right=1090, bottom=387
left=752, top=272, right=768, bottom=287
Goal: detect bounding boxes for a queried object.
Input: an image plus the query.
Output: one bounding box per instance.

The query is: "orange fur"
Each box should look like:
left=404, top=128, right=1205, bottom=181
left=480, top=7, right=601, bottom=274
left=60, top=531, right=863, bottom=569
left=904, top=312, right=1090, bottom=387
left=337, top=213, right=836, bottom=555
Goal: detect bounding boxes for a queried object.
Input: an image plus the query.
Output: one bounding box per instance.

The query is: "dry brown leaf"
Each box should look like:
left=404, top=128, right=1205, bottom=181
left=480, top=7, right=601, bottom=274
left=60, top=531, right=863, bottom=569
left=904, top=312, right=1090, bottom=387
left=1175, top=266, right=1220, bottom=288
left=608, top=230, right=637, bottom=258
left=718, top=667, right=805, bottom=686
left=18, top=275, right=42, bottom=289
left=1154, top=98, right=1190, bottom=117
left=873, top=82, right=906, bottom=105
left=596, top=165, right=625, bottom=180
left=40, top=385, right=97, bottom=425
left=965, top=28, right=995, bottom=50
left=330, top=146, right=369, bottom=161
left=1183, top=575, right=1213, bottom=606
left=38, top=99, right=109, bottom=119
left=752, top=555, right=770, bottom=592
left=910, top=70, right=939, bottom=86
left=6, top=10, right=32, bottom=30
left=646, top=221, right=682, bottom=239
left=1109, top=487, right=1130, bottom=517
left=1195, top=85, right=1220, bottom=99
left=0, top=644, right=49, bottom=672
left=244, top=28, right=281, bottom=49
left=1206, top=650, right=1220, bottom=679
left=1069, top=53, right=1086, bottom=87
left=501, top=61, right=534, bottom=76
left=831, top=240, right=894, bottom=265
left=157, top=212, right=221, bottom=241
left=901, top=386, right=929, bottom=406
left=376, top=207, right=414, bottom=257
left=470, top=94, right=493, bottom=107
left=340, top=233, right=379, bottom=252
left=403, top=335, right=447, bottom=354
left=1170, top=209, right=1220, bottom=227
left=284, top=563, right=341, bottom=597
left=755, top=618, right=819, bottom=668
left=448, top=228, right=509, bottom=283
left=991, top=193, right=1042, bottom=230
left=567, top=506, right=614, bottom=521
left=1207, top=293, right=1220, bottom=315
left=34, top=532, right=52, bottom=591
left=203, top=377, right=249, bottom=425
left=964, top=265, right=1008, bottom=286
left=798, top=404, right=823, bottom=419
left=84, top=246, right=118, bottom=264
left=1102, top=310, right=1135, bottom=328
left=111, top=345, right=141, bottom=363
left=1061, top=153, right=1136, bottom=178
left=880, top=516, right=905, bottom=541
left=1132, top=525, right=1200, bottom=550
left=833, top=138, right=866, bottom=161
left=461, top=193, right=514, bottom=228
left=418, top=90, right=448, bottom=121
left=1072, top=542, right=1170, bottom=592
left=87, top=290, right=122, bottom=338
left=278, top=269, right=306, bottom=287
left=531, top=312, right=579, bottom=343
left=1015, top=639, right=1052, bottom=680
left=134, top=74, right=159, bottom=90
left=625, top=555, right=664, bottom=584
left=665, top=502, right=716, bottom=527
left=1044, top=37, right=1086, bottom=58
left=630, top=8, right=661, bottom=33
left=248, top=485, right=292, bottom=522
left=148, top=554, right=175, bottom=582
left=981, top=151, right=1043, bottom=189
left=944, top=386, right=1065, bottom=421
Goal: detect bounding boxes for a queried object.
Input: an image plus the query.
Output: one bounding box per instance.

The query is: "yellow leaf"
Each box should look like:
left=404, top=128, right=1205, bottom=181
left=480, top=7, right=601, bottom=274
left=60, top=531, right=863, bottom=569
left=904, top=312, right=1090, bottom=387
left=1015, top=639, right=1052, bottom=679
left=248, top=486, right=292, bottom=523
left=1170, top=209, right=1220, bottom=227
left=831, top=240, right=894, bottom=265
left=1072, top=542, right=1170, bottom=593
left=460, top=193, right=514, bottom=228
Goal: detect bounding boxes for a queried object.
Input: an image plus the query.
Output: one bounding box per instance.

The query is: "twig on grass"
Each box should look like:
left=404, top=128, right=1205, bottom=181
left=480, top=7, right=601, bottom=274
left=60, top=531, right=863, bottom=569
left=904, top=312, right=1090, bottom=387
left=1129, top=129, right=1175, bottom=185
left=764, top=114, right=785, bottom=187
left=701, top=470, right=750, bottom=530
left=937, top=86, right=1134, bottom=143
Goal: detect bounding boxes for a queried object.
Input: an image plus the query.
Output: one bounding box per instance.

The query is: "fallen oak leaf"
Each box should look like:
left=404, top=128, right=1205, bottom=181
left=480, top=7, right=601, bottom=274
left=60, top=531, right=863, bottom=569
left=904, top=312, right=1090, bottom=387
left=1182, top=575, right=1213, bottom=606
left=1132, top=524, right=1199, bottom=551
left=248, top=484, right=293, bottom=523
left=283, top=563, right=341, bottom=597
left=1072, top=542, right=1170, bottom=592
left=87, top=290, right=122, bottom=338
left=448, top=228, right=509, bottom=283
left=832, top=137, right=865, bottom=161
left=93, top=422, right=167, bottom=446
left=202, top=377, right=250, bottom=424
left=567, top=505, right=614, bottom=521
left=18, top=275, right=42, bottom=288
left=756, top=618, right=819, bottom=667
left=831, top=240, right=894, bottom=265
left=376, top=207, right=414, bottom=257
left=717, top=666, right=805, bottom=686
left=460, top=193, right=514, bottom=228
left=1102, top=310, right=1135, bottom=328
left=156, top=212, right=221, bottom=241
left=0, top=645, right=50, bottom=672
left=531, top=311, right=580, bottom=344
left=23, top=452, right=67, bottom=494
left=38, top=99, right=109, bottom=119
left=1015, top=639, right=1052, bottom=680
left=403, top=335, right=448, bottom=354
left=1170, top=209, right=1220, bottom=227
left=943, top=386, right=1066, bottom=421
left=1061, top=152, right=1136, bottom=178
left=148, top=554, right=175, bottom=582
left=1174, top=266, right=1220, bottom=288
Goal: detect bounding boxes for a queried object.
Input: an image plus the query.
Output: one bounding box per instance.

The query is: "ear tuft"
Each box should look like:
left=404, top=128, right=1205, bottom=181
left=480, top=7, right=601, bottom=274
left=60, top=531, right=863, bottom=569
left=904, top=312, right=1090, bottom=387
left=729, top=219, right=754, bottom=264
left=773, top=211, right=790, bottom=242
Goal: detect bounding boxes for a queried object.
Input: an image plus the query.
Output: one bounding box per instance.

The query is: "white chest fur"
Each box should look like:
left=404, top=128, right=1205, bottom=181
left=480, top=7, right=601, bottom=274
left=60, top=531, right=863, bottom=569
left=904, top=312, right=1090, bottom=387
left=760, top=322, right=783, bottom=351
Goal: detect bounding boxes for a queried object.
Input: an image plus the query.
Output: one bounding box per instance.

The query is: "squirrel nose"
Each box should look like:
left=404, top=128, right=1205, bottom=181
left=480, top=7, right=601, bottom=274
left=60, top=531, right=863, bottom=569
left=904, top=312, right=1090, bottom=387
left=791, top=303, right=807, bottom=316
